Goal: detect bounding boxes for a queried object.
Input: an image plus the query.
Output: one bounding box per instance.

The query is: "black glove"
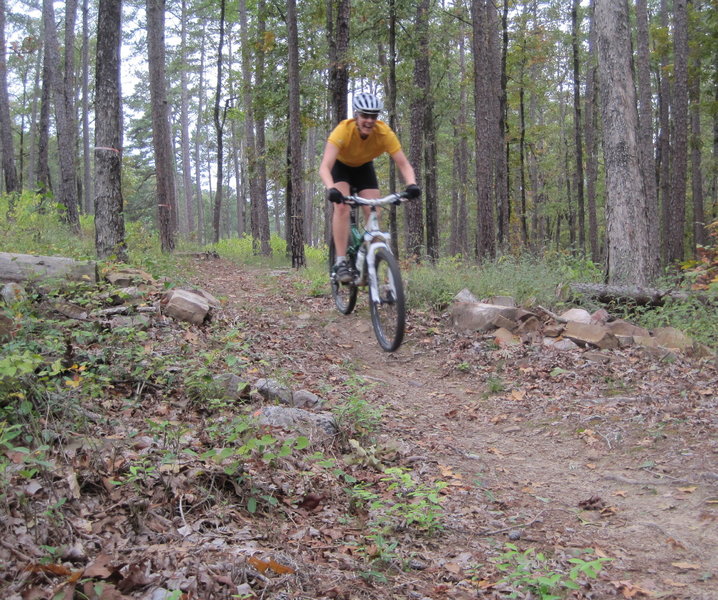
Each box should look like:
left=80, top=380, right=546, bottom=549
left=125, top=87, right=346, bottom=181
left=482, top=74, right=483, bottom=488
left=327, top=187, right=343, bottom=204
left=405, top=184, right=421, bottom=200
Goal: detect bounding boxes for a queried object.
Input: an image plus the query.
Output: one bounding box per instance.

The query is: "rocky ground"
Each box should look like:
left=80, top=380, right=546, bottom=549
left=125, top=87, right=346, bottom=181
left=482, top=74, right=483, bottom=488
left=2, top=256, right=717, bottom=599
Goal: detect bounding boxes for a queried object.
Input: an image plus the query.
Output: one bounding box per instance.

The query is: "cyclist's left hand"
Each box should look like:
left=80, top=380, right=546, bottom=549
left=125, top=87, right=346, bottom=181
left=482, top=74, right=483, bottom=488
left=405, top=184, right=421, bottom=199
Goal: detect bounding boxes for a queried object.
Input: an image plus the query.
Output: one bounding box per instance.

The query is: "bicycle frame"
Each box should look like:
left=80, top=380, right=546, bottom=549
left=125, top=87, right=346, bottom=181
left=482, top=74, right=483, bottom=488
left=343, top=193, right=405, bottom=302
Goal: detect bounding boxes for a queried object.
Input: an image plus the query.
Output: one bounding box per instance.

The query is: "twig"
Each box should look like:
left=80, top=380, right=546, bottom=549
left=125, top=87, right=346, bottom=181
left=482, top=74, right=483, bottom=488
left=481, top=509, right=546, bottom=536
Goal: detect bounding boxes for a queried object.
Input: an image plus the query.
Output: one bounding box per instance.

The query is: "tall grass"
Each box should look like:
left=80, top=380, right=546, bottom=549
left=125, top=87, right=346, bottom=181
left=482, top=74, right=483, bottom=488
left=404, top=251, right=603, bottom=311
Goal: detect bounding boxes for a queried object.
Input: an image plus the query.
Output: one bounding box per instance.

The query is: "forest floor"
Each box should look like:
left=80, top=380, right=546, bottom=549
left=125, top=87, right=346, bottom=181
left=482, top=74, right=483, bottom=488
left=189, top=258, right=718, bottom=600
left=4, top=256, right=718, bottom=600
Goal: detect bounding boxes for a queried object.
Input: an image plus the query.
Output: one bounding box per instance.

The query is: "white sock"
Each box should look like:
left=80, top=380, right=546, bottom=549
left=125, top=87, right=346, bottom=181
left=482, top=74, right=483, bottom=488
left=335, top=256, right=346, bottom=266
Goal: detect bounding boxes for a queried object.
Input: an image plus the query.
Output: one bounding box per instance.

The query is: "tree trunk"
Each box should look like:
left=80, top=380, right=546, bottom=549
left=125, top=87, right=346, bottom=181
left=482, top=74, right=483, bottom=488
left=584, top=0, right=600, bottom=261
left=239, top=0, right=270, bottom=256
left=211, top=0, right=226, bottom=245
left=0, top=0, right=19, bottom=197
left=286, top=0, right=305, bottom=268
left=94, top=0, right=126, bottom=261
left=179, top=0, right=194, bottom=234
left=496, top=0, right=509, bottom=248
left=81, top=0, right=92, bottom=214
left=571, top=0, right=585, bottom=252
left=667, top=0, right=689, bottom=263
left=657, top=0, right=672, bottom=264
left=37, top=14, right=53, bottom=198
left=635, top=0, right=660, bottom=273
left=595, top=0, right=654, bottom=285
left=44, top=0, right=80, bottom=231
left=406, top=0, right=428, bottom=260
left=194, top=22, right=206, bottom=244
left=690, top=47, right=706, bottom=248
left=0, top=252, right=97, bottom=283
left=387, top=0, right=398, bottom=256
left=327, top=0, right=350, bottom=128
left=472, top=0, right=495, bottom=260
left=146, top=0, right=175, bottom=253
left=254, top=0, right=271, bottom=254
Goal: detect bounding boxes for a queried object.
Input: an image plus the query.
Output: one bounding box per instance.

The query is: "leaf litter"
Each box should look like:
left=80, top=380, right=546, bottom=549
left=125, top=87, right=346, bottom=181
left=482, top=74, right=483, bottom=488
left=1, top=258, right=717, bottom=599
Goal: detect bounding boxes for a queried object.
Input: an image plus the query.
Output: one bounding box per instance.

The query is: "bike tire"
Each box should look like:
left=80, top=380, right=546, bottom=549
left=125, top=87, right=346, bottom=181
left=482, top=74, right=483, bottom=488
left=369, top=247, right=405, bottom=352
left=329, top=238, right=358, bottom=315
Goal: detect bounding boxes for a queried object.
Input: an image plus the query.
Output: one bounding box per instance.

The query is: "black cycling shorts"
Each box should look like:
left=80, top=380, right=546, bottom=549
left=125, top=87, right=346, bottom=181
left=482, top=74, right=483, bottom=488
left=331, top=160, right=379, bottom=192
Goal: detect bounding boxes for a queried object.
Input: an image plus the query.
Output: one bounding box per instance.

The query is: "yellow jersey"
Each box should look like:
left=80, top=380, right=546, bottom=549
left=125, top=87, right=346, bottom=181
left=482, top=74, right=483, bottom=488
left=327, top=119, right=402, bottom=167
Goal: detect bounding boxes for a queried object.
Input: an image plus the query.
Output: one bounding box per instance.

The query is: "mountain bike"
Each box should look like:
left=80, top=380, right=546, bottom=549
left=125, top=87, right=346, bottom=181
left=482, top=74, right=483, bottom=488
left=329, top=191, right=409, bottom=352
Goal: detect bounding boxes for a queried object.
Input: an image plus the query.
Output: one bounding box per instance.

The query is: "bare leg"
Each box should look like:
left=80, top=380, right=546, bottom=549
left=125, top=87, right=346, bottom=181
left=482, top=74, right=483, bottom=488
left=331, top=181, right=351, bottom=257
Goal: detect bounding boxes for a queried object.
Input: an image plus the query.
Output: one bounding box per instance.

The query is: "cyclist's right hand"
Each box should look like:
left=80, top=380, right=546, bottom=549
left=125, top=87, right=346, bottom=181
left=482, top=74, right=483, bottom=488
left=327, top=187, right=343, bottom=204
left=405, top=184, right=421, bottom=200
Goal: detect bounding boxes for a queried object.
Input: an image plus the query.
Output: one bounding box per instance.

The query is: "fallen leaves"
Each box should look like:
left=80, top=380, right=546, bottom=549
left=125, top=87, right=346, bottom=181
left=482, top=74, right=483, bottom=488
left=247, top=555, right=295, bottom=575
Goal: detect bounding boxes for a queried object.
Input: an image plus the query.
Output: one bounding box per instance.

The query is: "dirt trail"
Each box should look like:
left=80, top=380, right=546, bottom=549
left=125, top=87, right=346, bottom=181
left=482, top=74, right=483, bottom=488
left=196, top=258, right=718, bottom=600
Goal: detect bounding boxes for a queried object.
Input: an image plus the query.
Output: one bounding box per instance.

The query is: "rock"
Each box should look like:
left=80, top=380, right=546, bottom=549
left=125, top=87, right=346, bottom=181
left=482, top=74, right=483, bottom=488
left=652, top=327, right=693, bottom=351
left=108, top=314, right=151, bottom=330
left=543, top=322, right=564, bottom=337
left=584, top=350, right=612, bottom=364
left=487, top=295, right=516, bottom=307
left=491, top=314, right=517, bottom=331
left=454, top=288, right=479, bottom=303
left=213, top=373, right=251, bottom=401
left=560, top=308, right=592, bottom=324
left=162, top=289, right=210, bottom=325
left=292, top=389, right=322, bottom=408
left=255, top=378, right=293, bottom=404
left=590, top=308, right=610, bottom=325
left=106, top=268, right=155, bottom=287
left=543, top=337, right=580, bottom=350
left=517, top=315, right=542, bottom=333
left=190, top=288, right=221, bottom=309
left=450, top=302, right=519, bottom=333
left=1, top=282, right=25, bottom=304
left=606, top=319, right=650, bottom=337
left=257, top=406, right=338, bottom=440
left=564, top=321, right=619, bottom=349
left=493, top=327, right=518, bottom=345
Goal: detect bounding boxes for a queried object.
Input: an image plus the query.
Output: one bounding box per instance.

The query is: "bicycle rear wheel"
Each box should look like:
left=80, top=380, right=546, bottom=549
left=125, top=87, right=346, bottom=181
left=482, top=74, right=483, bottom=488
left=329, top=239, right=357, bottom=315
left=369, top=247, right=405, bottom=352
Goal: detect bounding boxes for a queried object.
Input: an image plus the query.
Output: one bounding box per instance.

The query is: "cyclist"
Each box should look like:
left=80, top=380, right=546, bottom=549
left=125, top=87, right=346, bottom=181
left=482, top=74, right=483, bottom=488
left=319, top=91, right=420, bottom=283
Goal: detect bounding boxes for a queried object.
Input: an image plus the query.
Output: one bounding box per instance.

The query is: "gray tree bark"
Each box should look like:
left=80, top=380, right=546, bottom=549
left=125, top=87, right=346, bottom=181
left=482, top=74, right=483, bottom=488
left=667, top=0, right=689, bottom=263
left=81, top=0, right=92, bottom=214
left=44, top=0, right=80, bottom=230
left=179, top=0, right=194, bottom=234
left=146, top=0, right=175, bottom=252
left=211, top=0, right=226, bottom=245
left=595, top=0, right=655, bottom=285
left=0, top=0, right=19, bottom=197
left=571, top=0, right=585, bottom=252
left=286, top=0, right=305, bottom=268
left=584, top=0, right=600, bottom=261
left=406, top=0, right=428, bottom=260
left=94, top=0, right=126, bottom=261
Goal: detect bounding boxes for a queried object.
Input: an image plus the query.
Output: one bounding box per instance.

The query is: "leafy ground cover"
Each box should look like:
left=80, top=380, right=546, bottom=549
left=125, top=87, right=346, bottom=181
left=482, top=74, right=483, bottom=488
left=1, top=253, right=716, bottom=599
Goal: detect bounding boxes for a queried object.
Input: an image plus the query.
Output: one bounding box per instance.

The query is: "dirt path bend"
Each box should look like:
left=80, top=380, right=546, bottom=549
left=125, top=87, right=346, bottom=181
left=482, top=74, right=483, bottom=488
left=196, top=259, right=718, bottom=600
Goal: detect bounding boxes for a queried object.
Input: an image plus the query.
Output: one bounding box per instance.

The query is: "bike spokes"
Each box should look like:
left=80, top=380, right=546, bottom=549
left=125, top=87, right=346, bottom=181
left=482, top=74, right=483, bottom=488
left=369, top=247, right=405, bottom=352
left=329, top=239, right=357, bottom=315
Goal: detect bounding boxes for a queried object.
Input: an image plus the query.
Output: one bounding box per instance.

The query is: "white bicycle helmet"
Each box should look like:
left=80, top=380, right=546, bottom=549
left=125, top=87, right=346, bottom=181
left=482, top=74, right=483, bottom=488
left=353, top=92, right=383, bottom=115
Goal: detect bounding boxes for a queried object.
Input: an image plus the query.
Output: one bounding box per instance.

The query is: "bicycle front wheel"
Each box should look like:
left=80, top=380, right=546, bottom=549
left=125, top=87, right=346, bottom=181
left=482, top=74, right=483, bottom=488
left=329, top=238, right=357, bottom=315
left=369, top=247, right=405, bottom=352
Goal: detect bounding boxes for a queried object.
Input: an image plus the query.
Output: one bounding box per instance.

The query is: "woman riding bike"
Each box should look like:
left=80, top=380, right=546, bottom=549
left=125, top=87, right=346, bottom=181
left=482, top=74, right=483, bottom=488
left=319, top=91, right=421, bottom=283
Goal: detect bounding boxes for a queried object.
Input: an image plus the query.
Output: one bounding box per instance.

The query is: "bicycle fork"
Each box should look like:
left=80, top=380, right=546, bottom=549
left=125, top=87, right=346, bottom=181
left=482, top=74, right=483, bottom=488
left=364, top=241, right=387, bottom=304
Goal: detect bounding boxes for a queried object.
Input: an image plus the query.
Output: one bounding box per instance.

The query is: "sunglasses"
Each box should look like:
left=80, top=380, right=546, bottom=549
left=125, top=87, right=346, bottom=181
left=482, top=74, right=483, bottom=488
left=358, top=112, right=379, bottom=120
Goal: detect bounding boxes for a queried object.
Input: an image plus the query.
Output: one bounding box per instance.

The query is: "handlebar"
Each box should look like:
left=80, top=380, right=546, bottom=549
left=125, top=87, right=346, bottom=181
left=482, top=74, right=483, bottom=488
left=342, top=191, right=409, bottom=207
